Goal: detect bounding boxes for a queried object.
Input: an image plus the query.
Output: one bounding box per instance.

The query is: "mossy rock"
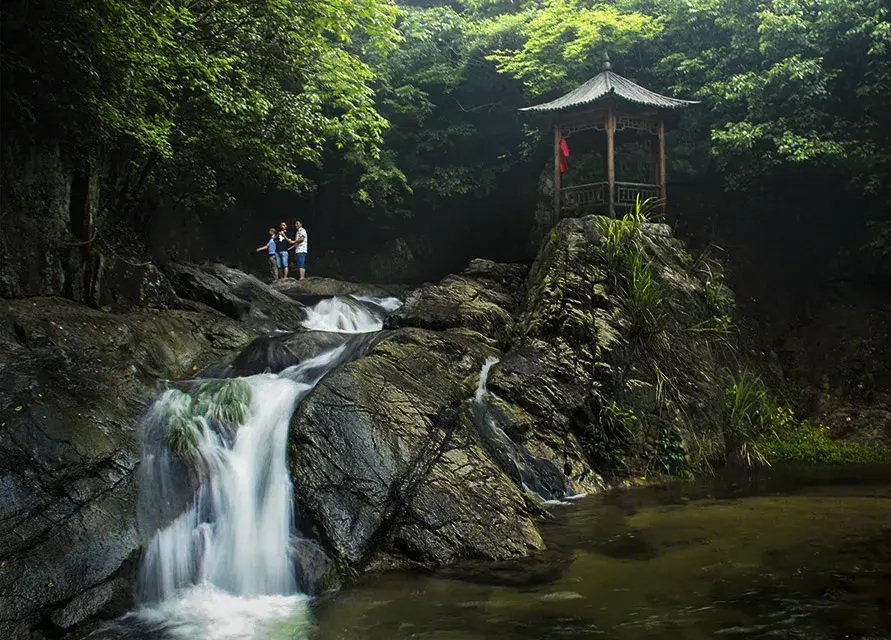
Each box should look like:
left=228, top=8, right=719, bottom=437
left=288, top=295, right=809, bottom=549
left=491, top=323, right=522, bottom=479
left=288, top=327, right=542, bottom=570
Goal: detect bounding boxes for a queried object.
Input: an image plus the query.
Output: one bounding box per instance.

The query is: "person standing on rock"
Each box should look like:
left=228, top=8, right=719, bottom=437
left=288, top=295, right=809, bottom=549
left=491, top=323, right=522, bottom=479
left=276, top=221, right=291, bottom=279
left=255, top=227, right=279, bottom=282
left=289, top=220, right=308, bottom=280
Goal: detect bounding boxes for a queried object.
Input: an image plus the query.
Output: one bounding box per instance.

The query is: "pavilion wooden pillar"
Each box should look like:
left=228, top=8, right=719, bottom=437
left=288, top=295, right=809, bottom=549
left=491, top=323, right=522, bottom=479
left=657, top=119, right=667, bottom=212
left=521, top=50, right=696, bottom=222
left=606, top=107, right=616, bottom=218
left=553, top=124, right=562, bottom=223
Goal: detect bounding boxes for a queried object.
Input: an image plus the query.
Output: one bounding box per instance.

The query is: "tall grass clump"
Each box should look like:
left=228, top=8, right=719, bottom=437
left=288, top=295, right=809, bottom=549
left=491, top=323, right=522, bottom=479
left=194, top=379, right=252, bottom=425
left=594, top=196, right=667, bottom=339
left=722, top=371, right=890, bottom=467
left=161, top=390, right=205, bottom=454
left=161, top=379, right=252, bottom=454
left=722, top=372, right=791, bottom=468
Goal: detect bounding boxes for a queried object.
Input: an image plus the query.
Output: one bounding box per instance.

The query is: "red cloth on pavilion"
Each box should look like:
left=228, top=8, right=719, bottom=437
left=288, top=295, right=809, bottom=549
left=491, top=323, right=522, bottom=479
left=559, top=138, right=570, bottom=173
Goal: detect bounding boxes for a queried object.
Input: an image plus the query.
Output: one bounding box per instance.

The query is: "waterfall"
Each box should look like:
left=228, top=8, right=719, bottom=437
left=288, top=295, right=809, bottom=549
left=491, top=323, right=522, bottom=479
left=138, top=360, right=325, bottom=602
left=471, top=358, right=568, bottom=502
left=475, top=356, right=500, bottom=403
left=98, top=295, right=400, bottom=639
left=300, top=295, right=400, bottom=333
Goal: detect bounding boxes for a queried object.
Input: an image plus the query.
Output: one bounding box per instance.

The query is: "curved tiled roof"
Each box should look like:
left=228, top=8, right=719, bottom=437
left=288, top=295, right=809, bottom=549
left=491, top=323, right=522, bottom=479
left=520, top=70, right=698, bottom=112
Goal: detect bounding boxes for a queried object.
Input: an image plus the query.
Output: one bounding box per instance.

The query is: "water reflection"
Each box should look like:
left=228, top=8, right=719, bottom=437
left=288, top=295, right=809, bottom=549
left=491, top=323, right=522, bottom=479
left=309, top=466, right=891, bottom=640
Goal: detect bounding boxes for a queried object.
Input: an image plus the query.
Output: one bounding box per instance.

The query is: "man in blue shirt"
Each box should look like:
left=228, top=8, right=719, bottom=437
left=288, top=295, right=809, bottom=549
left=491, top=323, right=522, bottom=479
left=255, top=228, right=278, bottom=282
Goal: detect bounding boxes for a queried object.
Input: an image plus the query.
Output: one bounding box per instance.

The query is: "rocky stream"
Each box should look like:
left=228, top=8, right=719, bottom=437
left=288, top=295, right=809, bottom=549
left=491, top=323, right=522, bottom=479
left=1, top=216, right=888, bottom=639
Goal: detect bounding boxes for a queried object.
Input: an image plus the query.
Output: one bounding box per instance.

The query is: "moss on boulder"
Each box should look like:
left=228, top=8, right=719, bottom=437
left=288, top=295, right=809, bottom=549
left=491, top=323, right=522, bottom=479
left=0, top=297, right=254, bottom=638
left=288, top=327, right=543, bottom=574
left=489, top=215, right=731, bottom=482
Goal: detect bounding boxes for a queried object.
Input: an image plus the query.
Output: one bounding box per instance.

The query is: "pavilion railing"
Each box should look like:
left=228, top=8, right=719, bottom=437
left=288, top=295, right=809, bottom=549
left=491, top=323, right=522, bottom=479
left=561, top=181, right=660, bottom=212
left=616, top=182, right=660, bottom=207
left=561, top=182, right=608, bottom=209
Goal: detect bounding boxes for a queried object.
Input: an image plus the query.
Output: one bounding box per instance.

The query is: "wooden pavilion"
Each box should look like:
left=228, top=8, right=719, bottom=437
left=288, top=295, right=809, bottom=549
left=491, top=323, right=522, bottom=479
left=521, top=51, right=698, bottom=219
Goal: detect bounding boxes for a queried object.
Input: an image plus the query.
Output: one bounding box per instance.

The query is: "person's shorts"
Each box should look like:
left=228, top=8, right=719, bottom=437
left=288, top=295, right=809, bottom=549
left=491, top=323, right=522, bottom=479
left=295, top=252, right=306, bottom=269
left=276, top=251, right=289, bottom=268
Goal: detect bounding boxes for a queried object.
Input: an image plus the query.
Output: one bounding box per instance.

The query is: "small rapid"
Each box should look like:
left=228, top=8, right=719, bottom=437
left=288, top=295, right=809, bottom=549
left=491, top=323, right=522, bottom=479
left=300, top=295, right=400, bottom=333
left=96, top=295, right=401, bottom=639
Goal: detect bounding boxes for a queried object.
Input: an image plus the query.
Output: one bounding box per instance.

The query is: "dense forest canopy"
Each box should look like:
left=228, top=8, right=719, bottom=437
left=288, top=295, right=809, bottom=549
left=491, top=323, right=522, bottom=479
left=1, top=0, right=889, bottom=280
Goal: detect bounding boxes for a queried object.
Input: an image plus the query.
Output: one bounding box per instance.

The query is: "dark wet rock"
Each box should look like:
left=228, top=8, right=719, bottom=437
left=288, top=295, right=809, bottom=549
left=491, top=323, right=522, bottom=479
left=228, top=279, right=306, bottom=331
left=280, top=331, right=353, bottom=363
left=470, top=400, right=569, bottom=502
left=485, top=342, right=604, bottom=493
left=290, top=538, right=332, bottom=596
left=385, top=270, right=519, bottom=342
left=94, top=260, right=179, bottom=312
left=229, top=336, right=299, bottom=376
left=163, top=262, right=306, bottom=332
left=198, top=330, right=361, bottom=379
left=49, top=578, right=131, bottom=630
left=289, top=327, right=543, bottom=571
left=0, top=297, right=254, bottom=639
left=461, top=259, right=527, bottom=291
left=164, top=262, right=250, bottom=319
left=272, top=277, right=408, bottom=302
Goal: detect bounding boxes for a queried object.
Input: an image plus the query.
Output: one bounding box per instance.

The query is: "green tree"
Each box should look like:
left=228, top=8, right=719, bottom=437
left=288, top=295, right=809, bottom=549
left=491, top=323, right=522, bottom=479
left=643, top=0, right=891, bottom=192
left=483, top=0, right=663, bottom=93
left=1, top=0, right=401, bottom=222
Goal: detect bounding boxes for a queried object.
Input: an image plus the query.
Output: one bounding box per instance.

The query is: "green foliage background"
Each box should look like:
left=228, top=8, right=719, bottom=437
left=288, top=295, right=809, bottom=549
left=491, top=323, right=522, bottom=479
left=2, top=0, right=890, bottom=266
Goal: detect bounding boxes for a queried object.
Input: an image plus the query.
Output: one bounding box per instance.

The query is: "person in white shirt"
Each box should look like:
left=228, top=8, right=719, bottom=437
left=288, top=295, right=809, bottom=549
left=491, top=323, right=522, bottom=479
left=289, top=220, right=308, bottom=280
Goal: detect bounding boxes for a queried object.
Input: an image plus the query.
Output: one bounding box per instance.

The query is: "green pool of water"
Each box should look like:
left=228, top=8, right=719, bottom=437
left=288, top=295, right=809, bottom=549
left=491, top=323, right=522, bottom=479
left=308, top=467, right=891, bottom=640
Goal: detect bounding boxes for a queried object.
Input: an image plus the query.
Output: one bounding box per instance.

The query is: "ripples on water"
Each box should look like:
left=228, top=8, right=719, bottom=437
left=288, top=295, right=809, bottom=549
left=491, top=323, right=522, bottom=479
left=308, top=467, right=891, bottom=640
left=95, top=467, right=891, bottom=639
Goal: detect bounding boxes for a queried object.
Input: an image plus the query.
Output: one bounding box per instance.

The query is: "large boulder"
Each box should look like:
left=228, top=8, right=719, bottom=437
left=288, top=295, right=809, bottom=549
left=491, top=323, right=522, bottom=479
left=379, top=257, right=602, bottom=497
left=163, top=262, right=306, bottom=332
left=289, top=327, right=544, bottom=572
left=163, top=262, right=249, bottom=319
left=385, top=262, right=526, bottom=343
left=488, top=216, right=729, bottom=482
left=93, top=259, right=179, bottom=312
left=280, top=331, right=355, bottom=363
left=272, top=277, right=408, bottom=303
left=460, top=259, right=527, bottom=291
left=0, top=297, right=254, bottom=639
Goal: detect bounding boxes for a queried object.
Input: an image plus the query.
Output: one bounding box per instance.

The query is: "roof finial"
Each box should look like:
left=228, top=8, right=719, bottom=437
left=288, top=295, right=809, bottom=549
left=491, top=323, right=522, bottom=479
left=601, top=48, right=611, bottom=72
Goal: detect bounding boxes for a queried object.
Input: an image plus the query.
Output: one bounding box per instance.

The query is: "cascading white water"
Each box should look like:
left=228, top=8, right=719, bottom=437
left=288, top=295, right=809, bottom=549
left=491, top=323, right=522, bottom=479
left=139, top=346, right=349, bottom=604
left=471, top=357, right=567, bottom=502
left=475, top=356, right=500, bottom=404
left=300, top=295, right=401, bottom=333
left=95, top=295, right=402, bottom=639
left=349, top=294, right=404, bottom=312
